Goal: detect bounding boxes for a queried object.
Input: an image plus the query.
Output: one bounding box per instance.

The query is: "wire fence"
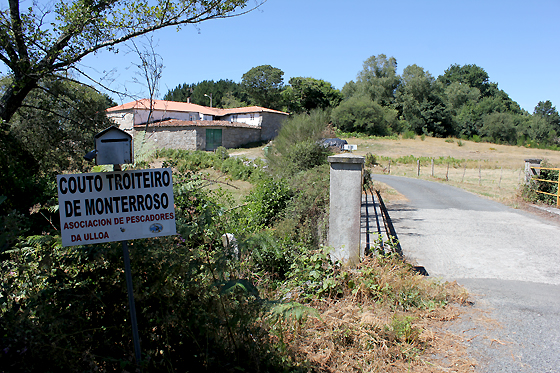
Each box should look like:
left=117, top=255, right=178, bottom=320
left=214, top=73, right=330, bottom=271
left=371, top=160, right=525, bottom=201
left=379, top=161, right=523, bottom=185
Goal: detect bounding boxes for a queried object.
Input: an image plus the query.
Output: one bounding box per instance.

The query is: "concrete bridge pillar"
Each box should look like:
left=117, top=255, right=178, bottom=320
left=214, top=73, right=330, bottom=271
left=524, top=158, right=542, bottom=184
left=328, top=154, right=364, bottom=266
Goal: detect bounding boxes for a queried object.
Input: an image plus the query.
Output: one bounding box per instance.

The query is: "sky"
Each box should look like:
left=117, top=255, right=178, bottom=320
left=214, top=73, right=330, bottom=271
left=79, top=0, right=560, bottom=112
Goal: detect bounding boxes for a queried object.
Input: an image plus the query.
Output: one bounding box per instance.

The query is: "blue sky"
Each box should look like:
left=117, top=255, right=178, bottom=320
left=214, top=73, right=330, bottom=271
left=80, top=0, right=560, bottom=112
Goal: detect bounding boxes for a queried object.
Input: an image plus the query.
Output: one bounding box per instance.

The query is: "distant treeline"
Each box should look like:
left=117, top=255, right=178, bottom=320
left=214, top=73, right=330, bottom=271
left=164, top=55, right=560, bottom=148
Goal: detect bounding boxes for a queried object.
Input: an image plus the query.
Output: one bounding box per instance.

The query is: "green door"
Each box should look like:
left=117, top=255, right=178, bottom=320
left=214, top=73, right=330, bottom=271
left=206, top=129, right=222, bottom=151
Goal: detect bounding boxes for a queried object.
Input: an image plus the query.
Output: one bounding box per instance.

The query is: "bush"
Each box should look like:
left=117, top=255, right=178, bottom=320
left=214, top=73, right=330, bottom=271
left=220, top=156, right=267, bottom=182
left=243, top=177, right=292, bottom=228
left=365, top=153, right=378, bottom=167
left=521, top=160, right=559, bottom=206
left=331, top=95, right=396, bottom=136
left=282, top=140, right=330, bottom=176
left=0, top=170, right=305, bottom=372
left=267, top=109, right=332, bottom=177
left=402, top=130, right=416, bottom=139
left=280, top=165, right=330, bottom=247
left=156, top=148, right=216, bottom=172
left=471, top=134, right=482, bottom=142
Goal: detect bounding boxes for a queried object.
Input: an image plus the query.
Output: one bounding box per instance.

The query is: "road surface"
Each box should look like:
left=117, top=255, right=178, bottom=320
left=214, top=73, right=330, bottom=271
left=372, top=174, right=560, bottom=373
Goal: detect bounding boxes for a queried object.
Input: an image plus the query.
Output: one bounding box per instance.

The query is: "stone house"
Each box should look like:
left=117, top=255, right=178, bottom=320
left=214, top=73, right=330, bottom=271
left=106, top=99, right=288, bottom=151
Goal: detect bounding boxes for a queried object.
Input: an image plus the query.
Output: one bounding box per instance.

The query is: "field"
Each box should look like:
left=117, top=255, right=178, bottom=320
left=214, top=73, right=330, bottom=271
left=350, top=136, right=560, bottom=205
left=230, top=136, right=560, bottom=205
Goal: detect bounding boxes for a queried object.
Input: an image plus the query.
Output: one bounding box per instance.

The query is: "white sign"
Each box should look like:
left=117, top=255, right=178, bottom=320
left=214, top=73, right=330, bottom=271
left=57, top=168, right=176, bottom=247
left=343, top=144, right=358, bottom=151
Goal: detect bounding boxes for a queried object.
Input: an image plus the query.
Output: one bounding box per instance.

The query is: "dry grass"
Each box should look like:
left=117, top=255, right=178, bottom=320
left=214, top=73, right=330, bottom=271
left=228, top=136, right=560, bottom=205
left=270, top=256, right=477, bottom=373
left=348, top=136, right=560, bottom=169
left=344, top=135, right=560, bottom=205
left=150, top=158, right=255, bottom=204
left=371, top=163, right=523, bottom=204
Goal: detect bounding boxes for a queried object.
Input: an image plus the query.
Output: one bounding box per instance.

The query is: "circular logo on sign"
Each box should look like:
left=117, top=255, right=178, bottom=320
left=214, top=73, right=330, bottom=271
left=150, top=223, right=163, bottom=233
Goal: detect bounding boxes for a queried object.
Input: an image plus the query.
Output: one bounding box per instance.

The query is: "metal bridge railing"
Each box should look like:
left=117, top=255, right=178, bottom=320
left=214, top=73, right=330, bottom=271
left=530, top=166, right=560, bottom=207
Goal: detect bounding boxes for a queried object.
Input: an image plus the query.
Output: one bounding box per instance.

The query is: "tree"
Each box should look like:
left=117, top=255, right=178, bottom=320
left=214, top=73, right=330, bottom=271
left=331, top=95, right=398, bottom=136
left=396, top=64, right=453, bottom=137
left=0, top=0, right=261, bottom=124
left=129, top=36, right=164, bottom=127
left=1, top=78, right=113, bottom=215
left=282, top=77, right=343, bottom=114
left=356, top=54, right=400, bottom=107
left=163, top=79, right=249, bottom=108
left=241, top=65, right=284, bottom=109
left=533, top=100, right=560, bottom=133
left=438, top=64, right=492, bottom=96
left=480, top=112, right=520, bottom=144
left=443, top=81, right=480, bottom=110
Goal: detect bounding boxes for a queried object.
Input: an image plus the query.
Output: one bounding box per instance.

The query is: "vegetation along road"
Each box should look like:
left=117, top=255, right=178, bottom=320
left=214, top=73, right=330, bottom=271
left=372, top=174, right=560, bottom=372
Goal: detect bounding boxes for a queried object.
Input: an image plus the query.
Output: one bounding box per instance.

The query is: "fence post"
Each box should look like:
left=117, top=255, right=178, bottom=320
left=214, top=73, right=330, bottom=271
left=431, top=159, right=434, bottom=177
left=417, top=160, right=420, bottom=176
left=479, top=164, right=481, bottom=185
left=498, top=167, right=503, bottom=189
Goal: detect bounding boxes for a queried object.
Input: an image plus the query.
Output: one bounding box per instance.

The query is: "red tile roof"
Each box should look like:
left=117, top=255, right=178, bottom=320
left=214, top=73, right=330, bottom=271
left=107, top=99, right=217, bottom=115
left=133, top=119, right=259, bottom=129
left=107, top=99, right=288, bottom=116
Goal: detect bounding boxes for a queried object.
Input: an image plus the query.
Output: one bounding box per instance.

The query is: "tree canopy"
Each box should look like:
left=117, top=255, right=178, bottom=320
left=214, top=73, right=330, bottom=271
left=241, top=64, right=284, bottom=109
left=0, top=0, right=260, bottom=124
left=0, top=78, right=114, bottom=215
left=163, top=79, right=249, bottom=108
left=282, top=77, right=343, bottom=114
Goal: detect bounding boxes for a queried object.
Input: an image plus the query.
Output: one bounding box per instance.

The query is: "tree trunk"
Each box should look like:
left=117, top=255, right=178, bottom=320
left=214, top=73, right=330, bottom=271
left=0, top=77, right=38, bottom=125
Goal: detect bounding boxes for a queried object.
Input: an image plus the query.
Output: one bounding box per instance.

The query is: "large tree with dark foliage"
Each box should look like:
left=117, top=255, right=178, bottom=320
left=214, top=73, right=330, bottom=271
left=0, top=0, right=259, bottom=123
left=283, top=77, right=343, bottom=114
left=163, top=79, right=249, bottom=108
left=241, top=65, right=284, bottom=109
left=0, top=78, right=114, bottom=216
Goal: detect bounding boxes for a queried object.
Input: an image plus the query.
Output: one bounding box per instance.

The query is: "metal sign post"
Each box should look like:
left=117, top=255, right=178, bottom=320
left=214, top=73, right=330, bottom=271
left=122, top=239, right=142, bottom=365
left=114, top=163, right=141, bottom=366
left=56, top=127, right=177, bottom=369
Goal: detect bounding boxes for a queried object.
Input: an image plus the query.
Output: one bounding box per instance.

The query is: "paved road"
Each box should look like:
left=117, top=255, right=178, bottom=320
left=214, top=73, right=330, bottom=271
left=372, top=175, right=560, bottom=373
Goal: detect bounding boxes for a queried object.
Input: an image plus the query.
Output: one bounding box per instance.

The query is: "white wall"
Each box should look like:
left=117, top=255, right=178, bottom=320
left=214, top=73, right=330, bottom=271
left=108, top=112, right=134, bottom=132
left=223, top=113, right=261, bottom=127
left=133, top=109, right=205, bottom=124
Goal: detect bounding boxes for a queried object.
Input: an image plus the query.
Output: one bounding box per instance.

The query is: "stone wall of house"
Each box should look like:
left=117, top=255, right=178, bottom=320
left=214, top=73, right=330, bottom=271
left=260, top=112, right=288, bottom=141
left=221, top=127, right=262, bottom=149
left=133, top=125, right=261, bottom=151
left=134, top=126, right=199, bottom=150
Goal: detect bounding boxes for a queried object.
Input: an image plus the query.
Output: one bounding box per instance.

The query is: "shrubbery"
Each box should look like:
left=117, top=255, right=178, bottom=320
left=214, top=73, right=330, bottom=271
left=520, top=160, right=559, bottom=206
left=1, top=108, right=468, bottom=371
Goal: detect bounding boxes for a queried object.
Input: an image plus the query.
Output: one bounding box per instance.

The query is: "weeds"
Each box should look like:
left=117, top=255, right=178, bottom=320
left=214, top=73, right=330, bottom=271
left=271, top=255, right=470, bottom=372
left=402, top=130, right=416, bottom=140
left=2, top=128, right=474, bottom=371
left=520, top=160, right=559, bottom=206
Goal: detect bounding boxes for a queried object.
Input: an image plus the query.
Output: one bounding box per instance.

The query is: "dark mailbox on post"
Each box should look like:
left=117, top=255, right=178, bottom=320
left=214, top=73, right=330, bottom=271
left=94, top=126, right=134, bottom=165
